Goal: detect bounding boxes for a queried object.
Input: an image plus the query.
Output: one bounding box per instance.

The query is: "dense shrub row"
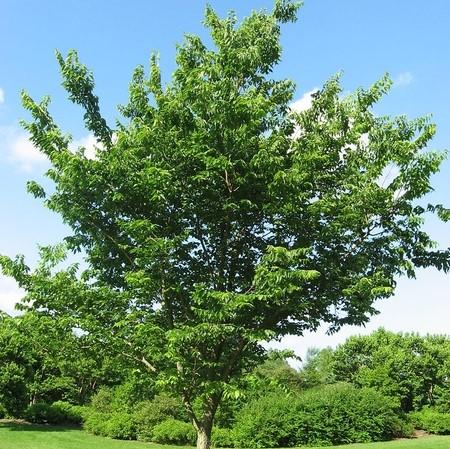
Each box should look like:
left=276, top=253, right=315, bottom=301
left=83, top=392, right=190, bottom=442
left=5, top=384, right=424, bottom=448
left=410, top=408, right=450, bottom=435
left=24, top=401, right=84, bottom=425
left=231, top=384, right=412, bottom=448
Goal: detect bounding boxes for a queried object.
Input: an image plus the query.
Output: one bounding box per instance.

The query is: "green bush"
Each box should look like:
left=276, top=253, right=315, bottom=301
left=410, top=408, right=450, bottom=434
left=90, top=387, right=115, bottom=413
left=212, top=427, right=235, bottom=447
left=105, top=412, right=137, bottom=440
left=83, top=410, right=111, bottom=436
left=232, top=393, right=297, bottom=448
left=133, top=394, right=186, bottom=441
left=25, top=401, right=84, bottom=425
left=25, top=403, right=64, bottom=424
left=89, top=377, right=156, bottom=416
left=0, top=402, right=7, bottom=419
left=233, top=384, right=408, bottom=447
left=51, top=401, right=84, bottom=424
left=152, top=418, right=196, bottom=445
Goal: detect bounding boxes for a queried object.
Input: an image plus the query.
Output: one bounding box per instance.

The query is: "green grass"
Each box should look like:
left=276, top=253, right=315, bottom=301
left=0, top=421, right=173, bottom=449
left=1, top=422, right=450, bottom=449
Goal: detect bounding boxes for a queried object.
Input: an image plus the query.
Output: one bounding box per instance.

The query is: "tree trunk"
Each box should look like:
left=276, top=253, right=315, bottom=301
left=196, top=425, right=212, bottom=449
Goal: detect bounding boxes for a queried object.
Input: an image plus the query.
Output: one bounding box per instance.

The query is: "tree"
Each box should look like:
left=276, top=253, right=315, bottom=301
left=332, top=329, right=450, bottom=412
left=1, top=1, right=449, bottom=447
left=0, top=311, right=123, bottom=415
left=299, top=347, right=336, bottom=389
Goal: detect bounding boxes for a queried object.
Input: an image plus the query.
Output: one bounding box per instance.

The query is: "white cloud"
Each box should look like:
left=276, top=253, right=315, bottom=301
left=1, top=126, right=113, bottom=171
left=70, top=134, right=101, bottom=160
left=0, top=275, right=24, bottom=316
left=289, top=89, right=319, bottom=141
left=290, top=88, right=319, bottom=113
left=11, top=134, right=47, bottom=171
left=70, top=133, right=117, bottom=159
left=393, top=72, right=413, bottom=88
left=0, top=125, right=48, bottom=172
left=0, top=88, right=4, bottom=104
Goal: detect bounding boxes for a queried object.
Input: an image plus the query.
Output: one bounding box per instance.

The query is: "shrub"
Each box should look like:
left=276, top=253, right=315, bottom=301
left=90, top=387, right=115, bottom=413
left=410, top=408, right=450, bottom=434
left=25, top=403, right=63, bottom=424
left=25, top=401, right=84, bottom=425
left=0, top=402, right=7, bottom=419
left=152, top=418, right=196, bottom=445
left=233, top=384, right=408, bottom=448
left=51, top=401, right=84, bottom=425
left=105, top=412, right=137, bottom=440
left=212, top=427, right=235, bottom=447
left=83, top=410, right=111, bottom=436
left=232, top=393, right=298, bottom=448
left=133, top=394, right=186, bottom=441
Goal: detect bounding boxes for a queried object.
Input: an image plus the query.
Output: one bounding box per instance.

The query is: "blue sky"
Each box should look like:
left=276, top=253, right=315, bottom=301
left=1, top=0, right=449, bottom=360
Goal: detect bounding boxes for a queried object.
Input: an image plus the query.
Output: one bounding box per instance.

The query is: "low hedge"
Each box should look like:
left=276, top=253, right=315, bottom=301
left=24, top=401, right=84, bottom=425
left=410, top=408, right=450, bottom=434
left=152, top=418, right=196, bottom=445
left=212, top=427, right=235, bottom=447
left=83, top=411, right=112, bottom=436
left=233, top=383, right=410, bottom=448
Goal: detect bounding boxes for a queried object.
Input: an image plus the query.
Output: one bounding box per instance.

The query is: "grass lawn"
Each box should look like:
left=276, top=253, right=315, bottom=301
left=1, top=422, right=450, bottom=449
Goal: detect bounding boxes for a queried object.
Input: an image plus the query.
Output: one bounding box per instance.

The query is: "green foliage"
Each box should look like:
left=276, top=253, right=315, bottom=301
left=133, top=394, right=187, bottom=441
left=252, top=351, right=302, bottom=392
left=233, top=384, right=407, bottom=448
left=332, top=329, right=450, bottom=412
left=2, top=422, right=449, bottom=449
left=233, top=393, right=295, bottom=448
left=299, top=347, right=336, bottom=389
left=1, top=0, right=449, bottom=446
left=90, top=387, right=115, bottom=413
left=105, top=412, right=138, bottom=440
left=0, top=311, right=124, bottom=417
left=24, top=401, right=84, bottom=425
left=51, top=401, right=85, bottom=425
left=212, top=427, right=236, bottom=447
left=0, top=361, right=28, bottom=417
left=83, top=410, right=111, bottom=436
left=410, top=408, right=450, bottom=435
left=152, top=418, right=196, bottom=445
left=0, top=403, right=7, bottom=419
left=85, top=393, right=187, bottom=441
left=25, top=402, right=63, bottom=424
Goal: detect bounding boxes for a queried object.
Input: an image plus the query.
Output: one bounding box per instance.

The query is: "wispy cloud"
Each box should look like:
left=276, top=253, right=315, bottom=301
left=0, top=124, right=112, bottom=171
left=0, top=275, right=24, bottom=316
left=0, top=88, right=4, bottom=105
left=0, top=126, right=48, bottom=172
left=393, top=72, right=413, bottom=88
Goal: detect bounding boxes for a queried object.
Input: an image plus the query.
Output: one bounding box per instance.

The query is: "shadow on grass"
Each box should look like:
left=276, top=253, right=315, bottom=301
left=0, top=420, right=81, bottom=432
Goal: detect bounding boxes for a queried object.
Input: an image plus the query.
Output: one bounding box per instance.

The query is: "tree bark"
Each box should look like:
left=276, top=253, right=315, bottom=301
left=196, top=424, right=213, bottom=449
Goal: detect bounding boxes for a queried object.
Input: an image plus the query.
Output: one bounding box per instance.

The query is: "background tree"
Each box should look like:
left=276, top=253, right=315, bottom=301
left=1, top=1, right=449, bottom=447
left=0, top=311, right=125, bottom=416
left=298, top=347, right=336, bottom=389
left=332, top=329, right=450, bottom=412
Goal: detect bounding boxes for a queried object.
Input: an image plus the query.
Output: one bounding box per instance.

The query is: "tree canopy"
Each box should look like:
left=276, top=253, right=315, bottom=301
left=1, top=1, right=449, bottom=448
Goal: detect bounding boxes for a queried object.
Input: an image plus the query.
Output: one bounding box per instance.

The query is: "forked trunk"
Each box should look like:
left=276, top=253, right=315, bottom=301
left=196, top=425, right=212, bottom=449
